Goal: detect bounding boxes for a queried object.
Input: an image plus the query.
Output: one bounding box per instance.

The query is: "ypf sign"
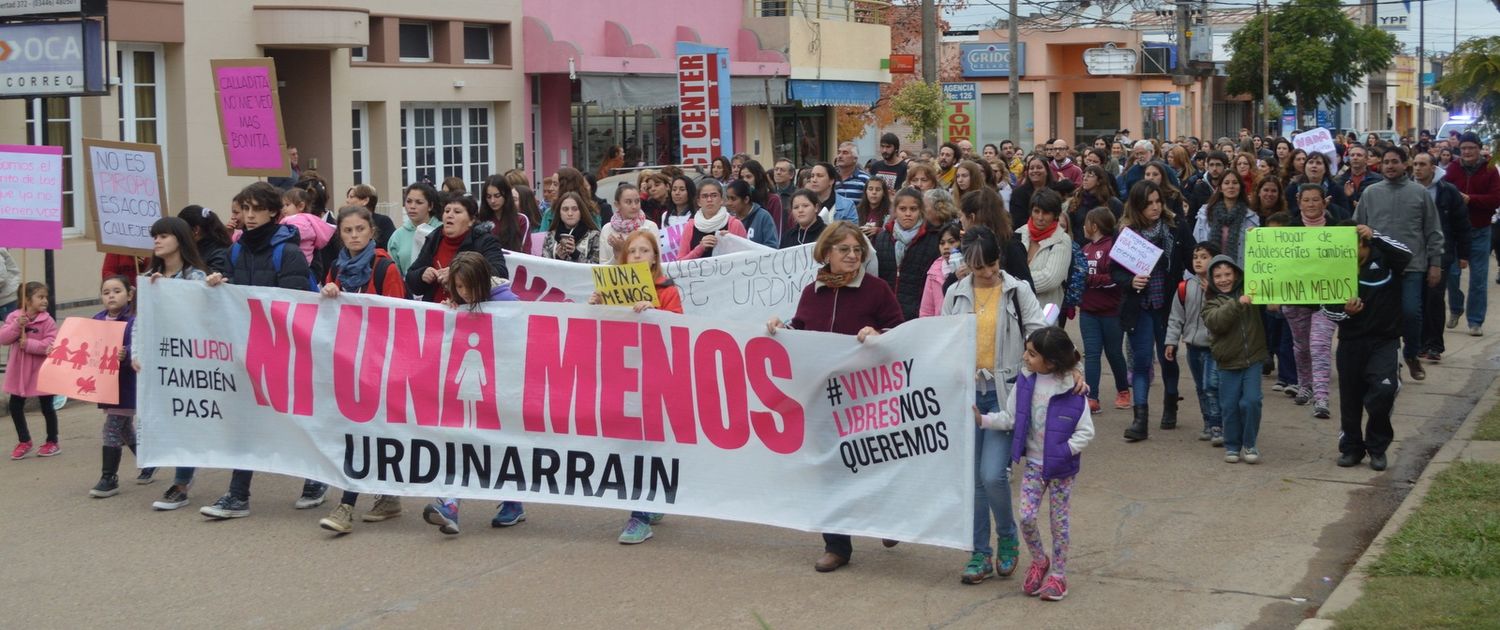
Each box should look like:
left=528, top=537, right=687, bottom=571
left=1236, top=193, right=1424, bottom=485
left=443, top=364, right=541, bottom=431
left=0, top=21, right=106, bottom=98
left=941, top=83, right=979, bottom=146
left=675, top=43, right=733, bottom=167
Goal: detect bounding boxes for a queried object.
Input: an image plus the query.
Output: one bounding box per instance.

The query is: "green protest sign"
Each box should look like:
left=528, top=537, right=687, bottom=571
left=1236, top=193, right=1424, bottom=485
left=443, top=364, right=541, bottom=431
left=1243, top=227, right=1358, bottom=305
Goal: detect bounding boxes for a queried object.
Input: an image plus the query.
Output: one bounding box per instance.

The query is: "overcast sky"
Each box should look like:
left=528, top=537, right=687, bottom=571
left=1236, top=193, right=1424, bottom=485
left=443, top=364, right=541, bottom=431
left=947, top=0, right=1498, bottom=55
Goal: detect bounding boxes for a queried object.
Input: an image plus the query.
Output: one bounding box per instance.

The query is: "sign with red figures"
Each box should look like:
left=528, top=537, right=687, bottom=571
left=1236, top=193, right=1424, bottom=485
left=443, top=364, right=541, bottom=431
left=37, top=317, right=127, bottom=405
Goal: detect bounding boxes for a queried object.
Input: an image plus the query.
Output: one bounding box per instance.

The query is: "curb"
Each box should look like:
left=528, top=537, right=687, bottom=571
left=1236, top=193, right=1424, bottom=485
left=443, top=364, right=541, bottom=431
left=1295, top=378, right=1499, bottom=628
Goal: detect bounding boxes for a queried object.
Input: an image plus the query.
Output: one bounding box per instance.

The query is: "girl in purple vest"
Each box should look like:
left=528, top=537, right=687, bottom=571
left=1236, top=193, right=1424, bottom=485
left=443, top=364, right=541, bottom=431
left=975, top=327, right=1095, bottom=602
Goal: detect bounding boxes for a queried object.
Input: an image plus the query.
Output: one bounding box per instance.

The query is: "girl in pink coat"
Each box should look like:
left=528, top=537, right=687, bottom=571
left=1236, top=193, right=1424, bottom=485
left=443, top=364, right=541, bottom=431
left=2, top=282, right=60, bottom=459
left=919, top=224, right=964, bottom=317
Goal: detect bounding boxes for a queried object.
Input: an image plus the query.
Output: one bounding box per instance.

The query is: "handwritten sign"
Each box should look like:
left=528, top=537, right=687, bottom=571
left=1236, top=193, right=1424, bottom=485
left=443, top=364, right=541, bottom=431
left=591, top=262, right=659, bottom=306
left=210, top=58, right=289, bottom=177
left=37, top=317, right=126, bottom=405
left=1244, top=227, right=1358, bottom=305
left=0, top=144, right=64, bottom=249
left=1109, top=227, right=1165, bottom=276
left=81, top=138, right=167, bottom=255
left=1293, top=127, right=1339, bottom=172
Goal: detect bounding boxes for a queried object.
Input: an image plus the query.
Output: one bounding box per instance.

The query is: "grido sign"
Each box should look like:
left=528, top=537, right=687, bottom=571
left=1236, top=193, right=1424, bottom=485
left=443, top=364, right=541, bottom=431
left=676, top=43, right=732, bottom=167
left=136, top=280, right=978, bottom=548
left=0, top=20, right=106, bottom=98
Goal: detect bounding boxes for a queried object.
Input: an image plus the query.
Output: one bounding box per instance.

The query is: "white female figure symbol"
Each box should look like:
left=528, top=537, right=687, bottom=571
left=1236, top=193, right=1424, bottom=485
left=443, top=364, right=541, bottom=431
left=454, top=333, right=488, bottom=429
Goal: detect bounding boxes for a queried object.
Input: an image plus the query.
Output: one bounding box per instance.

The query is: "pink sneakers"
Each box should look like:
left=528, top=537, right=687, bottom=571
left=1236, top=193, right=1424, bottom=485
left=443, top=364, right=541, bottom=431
left=1038, top=574, right=1069, bottom=601
left=37, top=442, right=59, bottom=457
left=10, top=441, right=33, bottom=460
left=1023, top=558, right=1050, bottom=596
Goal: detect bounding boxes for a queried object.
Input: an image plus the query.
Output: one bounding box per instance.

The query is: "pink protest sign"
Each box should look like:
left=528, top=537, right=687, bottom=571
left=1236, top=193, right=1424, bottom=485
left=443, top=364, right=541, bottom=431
left=0, top=144, right=64, bottom=249
left=37, top=317, right=127, bottom=405
left=210, top=58, right=289, bottom=177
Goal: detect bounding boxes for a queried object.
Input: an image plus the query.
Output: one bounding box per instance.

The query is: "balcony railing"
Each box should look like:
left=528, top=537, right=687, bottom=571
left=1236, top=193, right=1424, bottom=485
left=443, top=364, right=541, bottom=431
left=752, top=0, right=891, bottom=25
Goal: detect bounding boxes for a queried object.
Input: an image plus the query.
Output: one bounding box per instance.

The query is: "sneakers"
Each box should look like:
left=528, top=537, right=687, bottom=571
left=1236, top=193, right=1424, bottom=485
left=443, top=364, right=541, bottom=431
left=1314, top=400, right=1331, bottom=419
left=1370, top=453, right=1388, bottom=471
left=1038, top=574, right=1069, bottom=601
left=153, top=484, right=190, bottom=510
left=10, top=441, right=32, bottom=460
left=1113, top=390, right=1131, bottom=410
left=1337, top=451, right=1365, bottom=467
left=1294, top=388, right=1311, bottom=406
left=90, top=474, right=120, bottom=498
left=996, top=536, right=1020, bottom=576
left=1242, top=448, right=1261, bottom=465
left=490, top=501, right=526, bottom=527
left=1198, top=426, right=1212, bottom=441
left=37, top=441, right=59, bottom=457
left=1447, top=312, right=1461, bottom=329
left=648, top=513, right=665, bottom=525
left=1272, top=381, right=1287, bottom=393
left=200, top=494, right=250, bottom=519
left=294, top=482, right=327, bottom=509
left=1471, top=325, right=1485, bottom=337
left=423, top=500, right=460, bottom=535
left=960, top=552, right=994, bottom=585
left=362, top=495, right=403, bottom=522
left=1225, top=450, right=1241, bottom=464
left=1405, top=357, right=1426, bottom=381
left=618, top=517, right=654, bottom=544
left=136, top=468, right=156, bottom=485
left=319, top=503, right=355, bottom=534
left=1210, top=427, right=1224, bottom=446
left=1088, top=398, right=1101, bottom=413
left=1023, top=558, right=1051, bottom=596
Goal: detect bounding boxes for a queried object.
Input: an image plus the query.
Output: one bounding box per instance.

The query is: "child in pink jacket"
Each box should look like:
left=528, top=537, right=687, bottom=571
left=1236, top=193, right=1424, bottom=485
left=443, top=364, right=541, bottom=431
left=919, top=224, right=963, bottom=317
left=281, top=187, right=335, bottom=263
left=2, top=282, right=60, bottom=459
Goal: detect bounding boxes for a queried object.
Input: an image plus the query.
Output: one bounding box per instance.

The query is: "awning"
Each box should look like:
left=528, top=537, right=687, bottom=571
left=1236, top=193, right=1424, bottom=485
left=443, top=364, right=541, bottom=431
left=1396, top=97, right=1447, bottom=112
left=787, top=80, right=881, bottom=107
left=580, top=75, right=788, bottom=111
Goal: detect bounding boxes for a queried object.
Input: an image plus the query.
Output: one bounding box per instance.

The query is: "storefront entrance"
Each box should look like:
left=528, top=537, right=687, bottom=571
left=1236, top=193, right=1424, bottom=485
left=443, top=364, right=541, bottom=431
left=1073, top=92, right=1120, bottom=146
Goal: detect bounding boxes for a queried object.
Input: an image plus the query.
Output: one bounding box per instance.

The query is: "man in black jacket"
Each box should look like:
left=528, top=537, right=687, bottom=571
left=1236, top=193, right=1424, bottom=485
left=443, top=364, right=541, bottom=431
left=1187, top=151, right=1228, bottom=214
left=1414, top=152, right=1470, bottom=361
left=1322, top=224, right=1413, bottom=472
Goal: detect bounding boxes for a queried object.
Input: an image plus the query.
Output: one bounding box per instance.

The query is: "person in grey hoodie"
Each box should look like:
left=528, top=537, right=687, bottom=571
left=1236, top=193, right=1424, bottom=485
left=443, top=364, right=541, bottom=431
left=1353, top=145, right=1444, bottom=380
left=1164, top=242, right=1223, bottom=444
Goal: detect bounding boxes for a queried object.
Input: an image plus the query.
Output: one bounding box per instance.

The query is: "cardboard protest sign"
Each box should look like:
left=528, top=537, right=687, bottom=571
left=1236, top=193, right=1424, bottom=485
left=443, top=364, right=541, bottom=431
left=591, top=262, right=659, bottom=306
left=1109, top=227, right=1165, bottom=276
left=81, top=138, right=167, bottom=255
left=0, top=144, right=64, bottom=249
left=1293, top=127, right=1339, bottom=172
left=37, top=317, right=126, bottom=405
left=210, top=58, right=289, bottom=177
left=137, top=279, right=978, bottom=549
left=1243, top=227, right=1358, bottom=305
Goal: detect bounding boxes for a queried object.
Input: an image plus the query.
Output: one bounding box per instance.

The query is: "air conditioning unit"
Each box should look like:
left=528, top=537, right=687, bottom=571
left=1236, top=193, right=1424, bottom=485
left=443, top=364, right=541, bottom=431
left=1142, top=46, right=1172, bottom=75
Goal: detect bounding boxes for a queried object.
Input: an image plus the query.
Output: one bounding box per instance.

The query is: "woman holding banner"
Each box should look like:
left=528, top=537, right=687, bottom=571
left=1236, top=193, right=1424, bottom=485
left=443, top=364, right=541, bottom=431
left=765, top=221, right=904, bottom=573
left=406, top=194, right=509, bottom=303
left=676, top=180, right=746, bottom=261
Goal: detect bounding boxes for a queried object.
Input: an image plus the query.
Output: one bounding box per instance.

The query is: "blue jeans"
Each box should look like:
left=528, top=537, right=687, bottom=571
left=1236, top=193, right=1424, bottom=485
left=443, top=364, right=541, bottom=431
left=1185, top=345, right=1221, bottom=429
left=1447, top=224, right=1490, bottom=327
left=1126, top=306, right=1179, bottom=406
left=173, top=467, right=196, bottom=486
left=1401, top=271, right=1424, bottom=359
left=973, top=388, right=1016, bottom=555
left=1218, top=362, right=1263, bottom=452
left=1263, top=311, right=1297, bottom=385
left=1080, top=312, right=1129, bottom=400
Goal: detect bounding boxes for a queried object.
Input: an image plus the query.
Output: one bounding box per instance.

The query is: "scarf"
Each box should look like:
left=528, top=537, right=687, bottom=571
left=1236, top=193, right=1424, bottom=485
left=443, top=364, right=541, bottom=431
left=1300, top=209, right=1327, bottom=227
left=1137, top=218, right=1175, bottom=310
left=1027, top=218, right=1059, bottom=244
left=610, top=211, right=646, bottom=236
left=892, top=221, right=920, bottom=265
left=238, top=221, right=278, bottom=251
left=816, top=266, right=855, bottom=289
left=335, top=244, right=378, bottom=292
left=552, top=219, right=586, bottom=242
left=1208, top=200, right=1248, bottom=263
left=693, top=208, right=730, bottom=234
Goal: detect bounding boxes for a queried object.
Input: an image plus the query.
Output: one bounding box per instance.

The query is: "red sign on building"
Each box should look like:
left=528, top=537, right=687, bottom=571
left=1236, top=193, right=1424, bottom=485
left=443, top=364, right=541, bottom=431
left=677, top=52, right=722, bottom=166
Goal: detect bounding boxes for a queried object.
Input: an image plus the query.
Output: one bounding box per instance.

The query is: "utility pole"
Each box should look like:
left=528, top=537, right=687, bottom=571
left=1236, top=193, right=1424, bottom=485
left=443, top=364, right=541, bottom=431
left=1175, top=1, right=1190, bottom=140
left=1416, top=0, right=1425, bottom=135
left=1261, top=0, right=1270, bottom=134
left=1007, top=0, right=1019, bottom=145
left=921, top=0, right=938, bottom=149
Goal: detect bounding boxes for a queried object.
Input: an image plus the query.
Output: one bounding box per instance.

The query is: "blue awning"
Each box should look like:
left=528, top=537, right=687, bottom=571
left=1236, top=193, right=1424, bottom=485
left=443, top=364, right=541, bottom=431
left=788, top=80, right=881, bottom=107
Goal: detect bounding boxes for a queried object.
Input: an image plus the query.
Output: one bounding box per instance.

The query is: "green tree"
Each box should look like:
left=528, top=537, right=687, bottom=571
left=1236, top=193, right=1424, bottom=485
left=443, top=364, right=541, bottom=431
left=889, top=81, right=947, bottom=143
left=1225, top=0, right=1398, bottom=121
left=1434, top=36, right=1500, bottom=145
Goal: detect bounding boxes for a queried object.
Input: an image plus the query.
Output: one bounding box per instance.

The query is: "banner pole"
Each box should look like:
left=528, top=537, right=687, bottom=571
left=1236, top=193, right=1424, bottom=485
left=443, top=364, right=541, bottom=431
left=35, top=97, right=58, bottom=319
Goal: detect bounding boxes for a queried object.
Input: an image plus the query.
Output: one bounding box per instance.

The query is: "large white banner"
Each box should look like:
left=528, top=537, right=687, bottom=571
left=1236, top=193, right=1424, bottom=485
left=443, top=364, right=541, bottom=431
left=137, top=280, right=977, bottom=548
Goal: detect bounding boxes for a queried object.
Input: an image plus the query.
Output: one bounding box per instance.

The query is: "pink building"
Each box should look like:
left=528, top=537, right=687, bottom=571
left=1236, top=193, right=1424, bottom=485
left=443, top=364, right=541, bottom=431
left=523, top=0, right=891, bottom=178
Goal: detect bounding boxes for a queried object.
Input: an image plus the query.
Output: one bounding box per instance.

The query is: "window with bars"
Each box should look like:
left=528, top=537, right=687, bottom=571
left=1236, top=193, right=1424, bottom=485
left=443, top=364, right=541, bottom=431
left=25, top=98, right=84, bottom=232
left=400, top=104, right=494, bottom=194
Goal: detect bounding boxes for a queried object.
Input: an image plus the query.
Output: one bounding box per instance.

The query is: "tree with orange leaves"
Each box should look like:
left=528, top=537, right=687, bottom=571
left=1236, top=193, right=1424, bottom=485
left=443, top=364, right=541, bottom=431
left=836, top=1, right=967, bottom=144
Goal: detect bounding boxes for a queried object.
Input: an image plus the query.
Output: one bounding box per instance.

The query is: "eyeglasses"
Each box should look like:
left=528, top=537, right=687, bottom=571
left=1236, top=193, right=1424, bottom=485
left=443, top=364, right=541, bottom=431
left=831, top=245, right=861, bottom=257
left=700, top=192, right=721, bottom=199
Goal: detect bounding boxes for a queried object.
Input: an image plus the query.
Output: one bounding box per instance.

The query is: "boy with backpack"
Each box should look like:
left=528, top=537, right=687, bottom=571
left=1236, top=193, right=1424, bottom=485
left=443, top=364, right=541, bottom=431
left=200, top=181, right=327, bottom=519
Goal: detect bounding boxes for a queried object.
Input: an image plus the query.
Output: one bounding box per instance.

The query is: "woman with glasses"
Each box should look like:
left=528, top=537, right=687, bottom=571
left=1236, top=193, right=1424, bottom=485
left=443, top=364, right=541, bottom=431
left=674, top=179, right=746, bottom=260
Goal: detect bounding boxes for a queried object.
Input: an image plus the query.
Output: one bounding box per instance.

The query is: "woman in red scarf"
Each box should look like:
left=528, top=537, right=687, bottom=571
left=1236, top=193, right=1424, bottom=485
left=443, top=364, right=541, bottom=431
left=1017, top=188, right=1074, bottom=310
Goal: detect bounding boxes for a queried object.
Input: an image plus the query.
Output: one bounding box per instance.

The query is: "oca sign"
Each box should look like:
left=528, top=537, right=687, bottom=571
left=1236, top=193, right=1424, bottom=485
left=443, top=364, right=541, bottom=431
left=0, top=21, right=106, bottom=97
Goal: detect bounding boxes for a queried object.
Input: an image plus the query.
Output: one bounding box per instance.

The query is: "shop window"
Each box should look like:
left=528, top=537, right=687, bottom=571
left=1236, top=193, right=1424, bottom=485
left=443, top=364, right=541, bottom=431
left=25, top=98, right=84, bottom=232
left=401, top=103, right=495, bottom=193
left=463, top=25, right=491, bottom=64
left=399, top=22, right=433, bottom=62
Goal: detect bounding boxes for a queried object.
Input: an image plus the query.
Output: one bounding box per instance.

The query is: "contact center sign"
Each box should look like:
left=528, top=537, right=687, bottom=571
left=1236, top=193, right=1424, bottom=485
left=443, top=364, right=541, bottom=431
left=675, top=43, right=732, bottom=167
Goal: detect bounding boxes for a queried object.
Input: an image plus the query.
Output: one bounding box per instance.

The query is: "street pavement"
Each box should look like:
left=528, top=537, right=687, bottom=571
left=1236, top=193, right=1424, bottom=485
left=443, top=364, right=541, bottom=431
left=2, top=289, right=1496, bottom=629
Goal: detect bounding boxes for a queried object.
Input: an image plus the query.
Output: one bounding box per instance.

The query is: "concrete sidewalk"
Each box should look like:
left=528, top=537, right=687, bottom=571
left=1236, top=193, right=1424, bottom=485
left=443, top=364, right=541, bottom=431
left=1, top=297, right=1497, bottom=628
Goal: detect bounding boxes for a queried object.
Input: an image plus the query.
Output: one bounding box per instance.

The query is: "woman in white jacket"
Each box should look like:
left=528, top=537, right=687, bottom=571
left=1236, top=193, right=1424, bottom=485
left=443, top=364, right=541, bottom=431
left=1016, top=187, right=1074, bottom=310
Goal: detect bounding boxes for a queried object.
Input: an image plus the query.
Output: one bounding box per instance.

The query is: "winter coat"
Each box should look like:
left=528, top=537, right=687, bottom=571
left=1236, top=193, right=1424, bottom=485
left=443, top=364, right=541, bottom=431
left=1426, top=178, right=1472, bottom=268
left=738, top=205, right=781, bottom=249
left=1008, top=371, right=1093, bottom=481
left=781, top=218, right=827, bottom=249
left=655, top=277, right=684, bottom=314
left=942, top=271, right=1045, bottom=402
left=281, top=213, right=335, bottom=264
left=1080, top=236, right=1122, bottom=316
left=918, top=254, right=951, bottom=318
left=1192, top=201, right=1260, bottom=267
left=230, top=224, right=312, bottom=290
left=324, top=248, right=407, bottom=298
left=1016, top=226, right=1074, bottom=309
left=1293, top=175, right=1355, bottom=217
left=1115, top=218, right=1194, bottom=332
left=543, top=228, right=601, bottom=264
left=1165, top=275, right=1212, bottom=348
left=405, top=227, right=509, bottom=301
left=789, top=267, right=904, bottom=336
left=872, top=221, right=943, bottom=321
left=1355, top=174, right=1445, bottom=273
left=676, top=215, right=747, bottom=260
left=94, top=309, right=135, bottom=411
left=1442, top=158, right=1500, bottom=228
left=197, top=238, right=232, bottom=277
left=0, top=309, right=56, bottom=397
left=597, top=219, right=660, bottom=264
left=1200, top=255, right=1268, bottom=370
left=388, top=216, right=442, bottom=274
left=1067, top=193, right=1123, bottom=245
